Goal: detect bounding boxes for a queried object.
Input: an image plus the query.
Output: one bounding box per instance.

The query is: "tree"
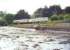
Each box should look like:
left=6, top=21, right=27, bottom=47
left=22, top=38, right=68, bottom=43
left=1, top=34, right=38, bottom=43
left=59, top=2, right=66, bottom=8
left=4, top=14, right=15, bottom=25
left=64, top=7, right=70, bottom=13
left=33, top=8, right=43, bottom=18
left=0, top=11, right=7, bottom=26
left=0, top=11, right=6, bottom=17
left=0, top=11, right=15, bottom=25
left=33, top=6, right=51, bottom=18
left=15, top=10, right=30, bottom=19
left=42, top=6, right=52, bottom=17
left=33, top=5, right=62, bottom=18
left=49, top=5, right=62, bottom=15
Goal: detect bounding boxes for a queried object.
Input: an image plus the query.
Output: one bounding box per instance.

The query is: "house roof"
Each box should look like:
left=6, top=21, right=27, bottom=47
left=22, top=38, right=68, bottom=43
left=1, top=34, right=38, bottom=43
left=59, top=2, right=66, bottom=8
left=13, top=17, right=48, bottom=23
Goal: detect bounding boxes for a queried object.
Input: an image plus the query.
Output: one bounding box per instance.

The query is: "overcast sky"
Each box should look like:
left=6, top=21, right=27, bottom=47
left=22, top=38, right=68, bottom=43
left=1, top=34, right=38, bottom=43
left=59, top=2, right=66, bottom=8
left=0, top=0, right=70, bottom=14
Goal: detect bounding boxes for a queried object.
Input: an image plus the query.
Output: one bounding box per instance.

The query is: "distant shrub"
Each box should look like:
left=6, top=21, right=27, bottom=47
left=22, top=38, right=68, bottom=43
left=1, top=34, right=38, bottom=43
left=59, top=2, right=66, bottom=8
left=50, top=16, right=58, bottom=20
left=58, top=16, right=64, bottom=20
left=64, top=14, right=70, bottom=19
left=0, top=20, right=7, bottom=26
left=50, top=15, right=64, bottom=21
left=64, top=14, right=70, bottom=23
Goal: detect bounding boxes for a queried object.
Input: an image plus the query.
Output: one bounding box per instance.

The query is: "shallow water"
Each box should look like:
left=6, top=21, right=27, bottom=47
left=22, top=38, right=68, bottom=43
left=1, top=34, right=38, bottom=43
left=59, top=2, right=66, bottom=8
left=0, top=26, right=70, bottom=50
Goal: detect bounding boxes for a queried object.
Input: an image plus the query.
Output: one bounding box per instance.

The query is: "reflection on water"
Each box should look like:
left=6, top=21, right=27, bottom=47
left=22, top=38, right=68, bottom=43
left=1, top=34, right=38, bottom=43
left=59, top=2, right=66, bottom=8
left=0, top=26, right=70, bottom=50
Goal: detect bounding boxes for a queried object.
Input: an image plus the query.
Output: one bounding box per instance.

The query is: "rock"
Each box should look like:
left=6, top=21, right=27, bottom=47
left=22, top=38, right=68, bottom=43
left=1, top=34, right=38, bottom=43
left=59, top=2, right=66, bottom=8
left=53, top=49, right=60, bottom=50
left=38, top=42, right=43, bottom=43
left=47, top=39, right=55, bottom=42
left=59, top=41, right=70, bottom=44
left=16, top=36, right=19, bottom=38
left=32, top=44, right=39, bottom=48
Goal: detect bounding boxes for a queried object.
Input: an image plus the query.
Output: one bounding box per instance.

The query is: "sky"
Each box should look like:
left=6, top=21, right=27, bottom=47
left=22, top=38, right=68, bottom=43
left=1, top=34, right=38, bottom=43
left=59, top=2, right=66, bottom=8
left=0, top=0, right=70, bottom=14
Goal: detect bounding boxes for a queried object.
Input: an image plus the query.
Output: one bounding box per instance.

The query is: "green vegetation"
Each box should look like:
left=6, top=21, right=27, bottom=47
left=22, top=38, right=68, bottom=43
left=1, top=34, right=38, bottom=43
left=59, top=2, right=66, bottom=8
left=0, top=5, right=70, bottom=26
left=50, top=15, right=64, bottom=21
left=0, top=11, right=15, bottom=26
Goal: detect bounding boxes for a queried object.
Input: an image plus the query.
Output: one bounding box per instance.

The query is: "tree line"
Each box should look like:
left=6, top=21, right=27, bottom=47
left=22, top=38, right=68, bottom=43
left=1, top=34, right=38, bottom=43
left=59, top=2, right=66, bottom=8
left=0, top=5, right=70, bottom=26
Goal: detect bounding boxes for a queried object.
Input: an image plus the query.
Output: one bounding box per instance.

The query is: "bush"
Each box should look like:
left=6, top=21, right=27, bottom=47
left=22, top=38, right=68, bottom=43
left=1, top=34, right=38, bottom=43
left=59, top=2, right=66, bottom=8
left=58, top=16, right=64, bottom=20
left=64, top=14, right=70, bottom=19
left=0, top=19, right=7, bottom=26
left=64, top=14, right=70, bottom=23
left=50, top=16, right=58, bottom=20
left=50, top=15, right=64, bottom=21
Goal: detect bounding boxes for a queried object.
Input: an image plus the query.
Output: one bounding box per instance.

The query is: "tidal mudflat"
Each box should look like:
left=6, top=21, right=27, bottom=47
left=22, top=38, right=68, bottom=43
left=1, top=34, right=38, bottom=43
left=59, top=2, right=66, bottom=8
left=0, top=26, right=70, bottom=50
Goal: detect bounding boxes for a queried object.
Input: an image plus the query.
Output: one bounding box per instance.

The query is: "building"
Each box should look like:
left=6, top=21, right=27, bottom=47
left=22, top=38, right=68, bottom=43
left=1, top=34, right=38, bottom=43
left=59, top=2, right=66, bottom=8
left=13, top=17, right=48, bottom=28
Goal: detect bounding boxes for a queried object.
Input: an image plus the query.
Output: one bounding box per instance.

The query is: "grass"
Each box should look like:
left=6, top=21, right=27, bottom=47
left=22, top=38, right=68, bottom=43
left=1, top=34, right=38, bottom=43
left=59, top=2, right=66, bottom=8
left=46, top=20, right=63, bottom=27
left=12, top=19, right=70, bottom=30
